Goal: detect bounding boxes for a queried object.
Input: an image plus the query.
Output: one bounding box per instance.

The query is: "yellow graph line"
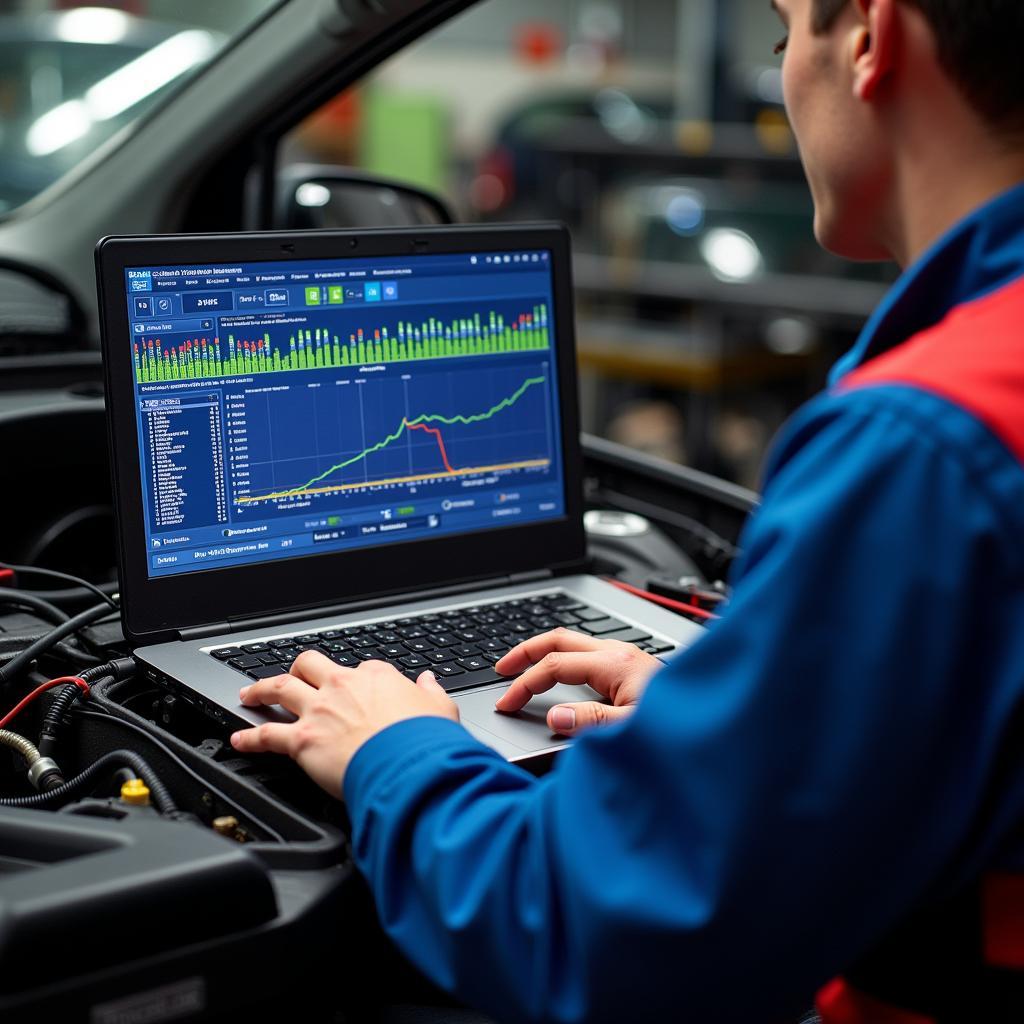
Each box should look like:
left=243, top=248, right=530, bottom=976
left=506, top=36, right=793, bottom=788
left=237, top=458, right=552, bottom=503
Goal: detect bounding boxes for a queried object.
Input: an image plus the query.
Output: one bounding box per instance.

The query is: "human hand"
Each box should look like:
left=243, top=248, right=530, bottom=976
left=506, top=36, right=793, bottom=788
left=229, top=652, right=459, bottom=798
left=493, top=628, right=661, bottom=736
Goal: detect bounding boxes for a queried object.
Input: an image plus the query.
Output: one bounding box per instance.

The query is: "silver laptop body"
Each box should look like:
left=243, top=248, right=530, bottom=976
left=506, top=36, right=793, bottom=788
left=96, top=224, right=703, bottom=764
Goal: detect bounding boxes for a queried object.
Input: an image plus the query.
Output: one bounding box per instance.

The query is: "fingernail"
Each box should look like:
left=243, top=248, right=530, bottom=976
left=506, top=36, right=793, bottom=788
left=239, top=686, right=249, bottom=701
left=230, top=732, right=242, bottom=747
left=550, top=705, right=575, bottom=733
left=422, top=670, right=436, bottom=684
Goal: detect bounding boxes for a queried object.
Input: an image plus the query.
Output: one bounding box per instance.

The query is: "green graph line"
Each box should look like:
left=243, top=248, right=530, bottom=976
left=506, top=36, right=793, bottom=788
left=274, top=376, right=547, bottom=498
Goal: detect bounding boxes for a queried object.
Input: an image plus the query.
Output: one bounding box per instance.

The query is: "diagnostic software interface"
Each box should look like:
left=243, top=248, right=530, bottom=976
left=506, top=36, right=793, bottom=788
left=124, top=249, right=565, bottom=578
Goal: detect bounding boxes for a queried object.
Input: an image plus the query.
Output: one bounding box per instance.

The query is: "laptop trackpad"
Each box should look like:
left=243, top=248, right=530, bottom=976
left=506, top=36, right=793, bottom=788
left=454, top=682, right=606, bottom=758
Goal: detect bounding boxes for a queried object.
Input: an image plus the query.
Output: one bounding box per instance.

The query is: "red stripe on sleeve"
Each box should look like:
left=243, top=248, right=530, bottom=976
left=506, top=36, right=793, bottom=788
left=840, top=274, right=1024, bottom=466
left=816, top=978, right=936, bottom=1024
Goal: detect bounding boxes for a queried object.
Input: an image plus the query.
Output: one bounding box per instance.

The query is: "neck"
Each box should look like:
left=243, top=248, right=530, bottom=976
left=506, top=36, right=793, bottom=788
left=880, top=89, right=1024, bottom=266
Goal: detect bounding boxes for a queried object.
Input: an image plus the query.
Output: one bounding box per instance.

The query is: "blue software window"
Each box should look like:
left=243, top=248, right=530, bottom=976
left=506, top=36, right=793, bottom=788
left=124, top=250, right=565, bottom=578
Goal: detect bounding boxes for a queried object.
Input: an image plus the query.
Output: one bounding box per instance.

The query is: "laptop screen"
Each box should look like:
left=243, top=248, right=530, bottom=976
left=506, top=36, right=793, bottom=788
left=122, top=249, right=565, bottom=579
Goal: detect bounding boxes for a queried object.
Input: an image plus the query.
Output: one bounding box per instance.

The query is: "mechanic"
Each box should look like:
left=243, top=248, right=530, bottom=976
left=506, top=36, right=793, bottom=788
left=231, top=0, right=1024, bottom=1020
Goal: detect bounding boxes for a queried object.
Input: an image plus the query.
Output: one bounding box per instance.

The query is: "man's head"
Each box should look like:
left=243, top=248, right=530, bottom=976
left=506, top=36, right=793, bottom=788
left=774, top=0, right=1024, bottom=263
left=812, top=0, right=1024, bottom=131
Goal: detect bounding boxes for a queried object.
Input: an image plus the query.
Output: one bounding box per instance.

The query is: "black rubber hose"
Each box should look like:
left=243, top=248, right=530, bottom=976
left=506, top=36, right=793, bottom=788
left=16, top=581, right=119, bottom=612
left=38, top=682, right=89, bottom=758
left=81, top=658, right=137, bottom=684
left=0, top=639, right=101, bottom=668
left=0, top=589, right=70, bottom=626
left=74, top=708, right=286, bottom=843
left=0, top=603, right=112, bottom=685
left=0, top=749, right=177, bottom=813
left=0, top=562, right=118, bottom=612
left=34, top=664, right=135, bottom=758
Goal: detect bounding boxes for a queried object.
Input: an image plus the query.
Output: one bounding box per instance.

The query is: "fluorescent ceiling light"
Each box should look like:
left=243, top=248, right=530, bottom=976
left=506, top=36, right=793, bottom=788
left=26, top=99, right=90, bottom=156
left=55, top=7, right=130, bottom=45
left=26, top=30, right=216, bottom=156
left=85, top=30, right=217, bottom=120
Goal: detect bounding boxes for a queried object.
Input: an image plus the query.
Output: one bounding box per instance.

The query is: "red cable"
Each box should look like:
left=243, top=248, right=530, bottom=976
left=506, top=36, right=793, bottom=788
left=406, top=420, right=456, bottom=474
left=604, top=578, right=718, bottom=622
left=0, top=676, right=90, bottom=731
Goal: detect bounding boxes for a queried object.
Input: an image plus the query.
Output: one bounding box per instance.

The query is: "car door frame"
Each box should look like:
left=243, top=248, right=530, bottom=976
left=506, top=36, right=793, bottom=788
left=0, top=0, right=482, bottom=336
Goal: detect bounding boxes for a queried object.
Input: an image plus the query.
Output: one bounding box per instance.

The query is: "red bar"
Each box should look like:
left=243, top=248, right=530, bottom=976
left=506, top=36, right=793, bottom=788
left=984, top=874, right=1024, bottom=968
left=816, top=978, right=935, bottom=1024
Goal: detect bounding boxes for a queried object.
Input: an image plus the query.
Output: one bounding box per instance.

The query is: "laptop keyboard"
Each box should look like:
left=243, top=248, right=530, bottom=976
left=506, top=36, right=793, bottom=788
left=206, top=590, right=676, bottom=694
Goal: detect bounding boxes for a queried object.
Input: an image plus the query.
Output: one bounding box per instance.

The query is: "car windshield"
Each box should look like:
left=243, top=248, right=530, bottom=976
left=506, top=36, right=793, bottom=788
left=0, top=2, right=282, bottom=215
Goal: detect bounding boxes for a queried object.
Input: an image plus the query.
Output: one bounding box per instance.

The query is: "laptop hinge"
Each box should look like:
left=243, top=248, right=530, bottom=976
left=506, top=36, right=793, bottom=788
left=176, top=570, right=558, bottom=640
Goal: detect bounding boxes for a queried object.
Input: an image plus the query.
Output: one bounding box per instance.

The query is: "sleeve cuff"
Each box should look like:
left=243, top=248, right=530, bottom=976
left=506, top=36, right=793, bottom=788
left=343, top=715, right=492, bottom=817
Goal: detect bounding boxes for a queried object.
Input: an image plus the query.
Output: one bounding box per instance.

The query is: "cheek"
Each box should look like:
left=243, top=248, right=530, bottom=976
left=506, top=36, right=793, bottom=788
left=782, top=59, right=829, bottom=203
left=781, top=56, right=863, bottom=250
left=781, top=42, right=817, bottom=140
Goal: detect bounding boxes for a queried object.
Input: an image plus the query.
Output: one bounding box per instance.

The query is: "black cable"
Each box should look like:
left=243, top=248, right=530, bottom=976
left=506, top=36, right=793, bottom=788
left=0, top=603, right=112, bottom=685
left=0, top=639, right=101, bottom=669
left=0, top=748, right=177, bottom=812
left=33, top=663, right=136, bottom=758
left=0, top=562, right=118, bottom=612
left=0, top=589, right=70, bottom=626
left=599, top=488, right=741, bottom=562
left=80, top=659, right=137, bottom=684
left=0, top=633, right=94, bottom=657
left=38, top=682, right=91, bottom=758
left=17, top=580, right=119, bottom=609
left=74, top=707, right=286, bottom=843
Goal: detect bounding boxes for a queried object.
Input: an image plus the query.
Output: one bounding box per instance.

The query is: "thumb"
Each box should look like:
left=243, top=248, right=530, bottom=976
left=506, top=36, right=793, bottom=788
left=415, top=669, right=446, bottom=697
left=547, top=701, right=633, bottom=736
left=416, top=670, right=460, bottom=721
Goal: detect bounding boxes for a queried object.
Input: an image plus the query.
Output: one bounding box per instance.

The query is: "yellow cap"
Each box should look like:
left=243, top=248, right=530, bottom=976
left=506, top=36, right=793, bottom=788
left=120, top=778, right=151, bottom=806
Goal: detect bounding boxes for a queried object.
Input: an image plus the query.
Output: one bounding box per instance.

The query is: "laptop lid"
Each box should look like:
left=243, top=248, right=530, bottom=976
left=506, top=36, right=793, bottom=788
left=96, top=224, right=586, bottom=646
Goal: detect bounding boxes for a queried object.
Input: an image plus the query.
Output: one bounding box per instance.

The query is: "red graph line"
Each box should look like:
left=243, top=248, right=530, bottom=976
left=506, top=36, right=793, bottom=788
left=405, top=420, right=456, bottom=474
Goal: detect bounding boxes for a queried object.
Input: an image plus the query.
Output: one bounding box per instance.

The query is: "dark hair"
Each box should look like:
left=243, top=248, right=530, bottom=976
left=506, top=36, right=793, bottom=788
left=811, top=0, right=1024, bottom=132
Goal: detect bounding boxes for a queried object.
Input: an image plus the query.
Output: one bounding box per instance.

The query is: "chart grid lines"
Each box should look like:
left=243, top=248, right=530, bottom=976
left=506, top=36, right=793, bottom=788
left=236, top=375, right=548, bottom=503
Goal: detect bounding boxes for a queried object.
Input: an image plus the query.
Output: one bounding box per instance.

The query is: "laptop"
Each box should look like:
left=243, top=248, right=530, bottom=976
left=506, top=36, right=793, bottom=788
left=96, top=224, right=704, bottom=762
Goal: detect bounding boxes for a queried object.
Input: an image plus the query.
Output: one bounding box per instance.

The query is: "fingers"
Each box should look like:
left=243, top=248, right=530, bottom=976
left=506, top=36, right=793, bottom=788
left=495, top=651, right=611, bottom=713
left=239, top=674, right=315, bottom=717
left=547, top=701, right=633, bottom=737
left=417, top=669, right=461, bottom=722
left=285, top=649, right=339, bottom=687
left=495, top=627, right=608, bottom=676
left=240, top=657, right=409, bottom=718
left=415, top=669, right=445, bottom=698
left=230, top=721, right=297, bottom=756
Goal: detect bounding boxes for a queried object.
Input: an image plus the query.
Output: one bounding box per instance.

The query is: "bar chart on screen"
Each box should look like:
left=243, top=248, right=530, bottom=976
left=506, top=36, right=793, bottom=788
left=132, top=302, right=550, bottom=383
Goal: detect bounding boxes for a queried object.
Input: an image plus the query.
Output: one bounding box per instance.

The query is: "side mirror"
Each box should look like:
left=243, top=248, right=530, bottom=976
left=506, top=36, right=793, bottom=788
left=275, top=164, right=455, bottom=229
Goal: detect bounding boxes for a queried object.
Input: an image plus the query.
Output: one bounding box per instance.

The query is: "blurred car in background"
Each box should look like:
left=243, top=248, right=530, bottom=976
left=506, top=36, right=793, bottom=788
left=468, top=73, right=792, bottom=223
left=470, top=88, right=675, bottom=219
left=0, top=7, right=221, bottom=213
left=602, top=175, right=895, bottom=284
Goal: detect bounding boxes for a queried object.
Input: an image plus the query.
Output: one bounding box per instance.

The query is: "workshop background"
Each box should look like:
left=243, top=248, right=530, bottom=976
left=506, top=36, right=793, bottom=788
left=0, top=0, right=898, bottom=490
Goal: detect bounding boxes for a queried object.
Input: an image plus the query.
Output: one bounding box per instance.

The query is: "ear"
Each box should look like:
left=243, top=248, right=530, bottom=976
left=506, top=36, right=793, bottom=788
left=851, top=0, right=897, bottom=102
